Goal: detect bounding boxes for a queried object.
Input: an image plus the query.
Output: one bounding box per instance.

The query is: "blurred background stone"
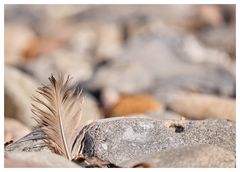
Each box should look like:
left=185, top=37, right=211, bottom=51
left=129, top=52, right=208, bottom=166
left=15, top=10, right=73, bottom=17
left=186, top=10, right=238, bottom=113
left=4, top=24, right=36, bottom=65
left=4, top=66, right=39, bottom=128
left=4, top=117, right=31, bottom=143
left=108, top=94, right=163, bottom=117
left=19, top=50, right=94, bottom=85
left=167, top=91, right=236, bottom=121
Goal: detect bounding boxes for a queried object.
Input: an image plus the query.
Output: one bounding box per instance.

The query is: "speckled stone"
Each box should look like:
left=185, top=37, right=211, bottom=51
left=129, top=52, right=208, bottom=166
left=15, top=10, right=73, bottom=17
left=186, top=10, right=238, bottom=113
left=5, top=117, right=235, bottom=167
left=80, top=117, right=235, bottom=165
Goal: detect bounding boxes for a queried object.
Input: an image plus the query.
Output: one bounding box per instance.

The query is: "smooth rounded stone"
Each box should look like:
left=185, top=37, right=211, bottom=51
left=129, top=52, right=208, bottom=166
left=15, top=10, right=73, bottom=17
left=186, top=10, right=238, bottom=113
left=119, top=144, right=235, bottom=168
left=4, top=117, right=31, bottom=143
left=80, top=117, right=235, bottom=165
left=197, top=5, right=224, bottom=27
left=44, top=5, right=91, bottom=20
left=95, top=23, right=123, bottom=61
left=4, top=66, right=40, bottom=128
left=20, top=50, right=93, bottom=85
left=69, top=22, right=123, bottom=63
left=86, top=62, right=154, bottom=94
left=68, top=25, right=98, bottom=55
left=4, top=23, right=36, bottom=65
left=180, top=34, right=234, bottom=74
left=167, top=92, right=236, bottom=121
left=108, top=94, right=162, bottom=117
left=5, top=151, right=81, bottom=168
left=197, top=26, right=236, bottom=59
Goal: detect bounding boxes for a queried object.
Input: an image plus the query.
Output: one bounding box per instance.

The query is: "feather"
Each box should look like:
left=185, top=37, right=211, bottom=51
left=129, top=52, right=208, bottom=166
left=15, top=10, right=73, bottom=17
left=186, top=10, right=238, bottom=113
left=31, top=74, right=83, bottom=160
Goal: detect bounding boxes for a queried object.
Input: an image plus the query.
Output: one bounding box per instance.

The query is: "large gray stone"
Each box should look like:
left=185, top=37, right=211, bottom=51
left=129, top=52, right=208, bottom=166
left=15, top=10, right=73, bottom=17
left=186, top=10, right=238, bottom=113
left=80, top=117, right=235, bottom=165
left=6, top=117, right=235, bottom=167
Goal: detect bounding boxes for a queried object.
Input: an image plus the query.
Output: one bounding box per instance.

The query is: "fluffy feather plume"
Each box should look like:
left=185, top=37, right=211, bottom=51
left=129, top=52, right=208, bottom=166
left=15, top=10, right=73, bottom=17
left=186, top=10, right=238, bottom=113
left=31, top=74, right=83, bottom=160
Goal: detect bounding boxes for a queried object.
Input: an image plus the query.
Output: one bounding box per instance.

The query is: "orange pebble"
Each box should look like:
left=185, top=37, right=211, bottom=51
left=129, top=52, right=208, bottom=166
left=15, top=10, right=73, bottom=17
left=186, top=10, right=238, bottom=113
left=109, top=94, right=162, bottom=117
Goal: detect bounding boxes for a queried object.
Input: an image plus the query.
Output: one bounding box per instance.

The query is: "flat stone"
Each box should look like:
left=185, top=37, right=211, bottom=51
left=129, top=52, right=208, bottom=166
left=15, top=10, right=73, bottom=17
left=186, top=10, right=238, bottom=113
left=119, top=144, right=235, bottom=168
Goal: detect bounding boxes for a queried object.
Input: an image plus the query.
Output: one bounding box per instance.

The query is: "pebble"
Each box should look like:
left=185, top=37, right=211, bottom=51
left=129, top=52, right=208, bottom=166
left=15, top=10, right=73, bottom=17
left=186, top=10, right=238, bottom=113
left=167, top=91, right=236, bottom=121
left=4, top=117, right=31, bottom=143
left=4, top=66, right=39, bottom=128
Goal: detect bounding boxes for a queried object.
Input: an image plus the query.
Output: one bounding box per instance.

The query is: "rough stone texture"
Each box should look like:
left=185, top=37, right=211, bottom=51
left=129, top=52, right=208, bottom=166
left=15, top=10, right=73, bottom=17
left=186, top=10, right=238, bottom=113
left=4, top=66, right=40, bottom=128
left=4, top=117, right=31, bottom=143
left=5, top=151, right=81, bottom=168
left=167, top=91, right=236, bottom=121
left=4, top=129, right=51, bottom=153
left=5, top=117, right=235, bottom=167
left=80, top=117, right=235, bottom=165
left=119, top=144, right=235, bottom=168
